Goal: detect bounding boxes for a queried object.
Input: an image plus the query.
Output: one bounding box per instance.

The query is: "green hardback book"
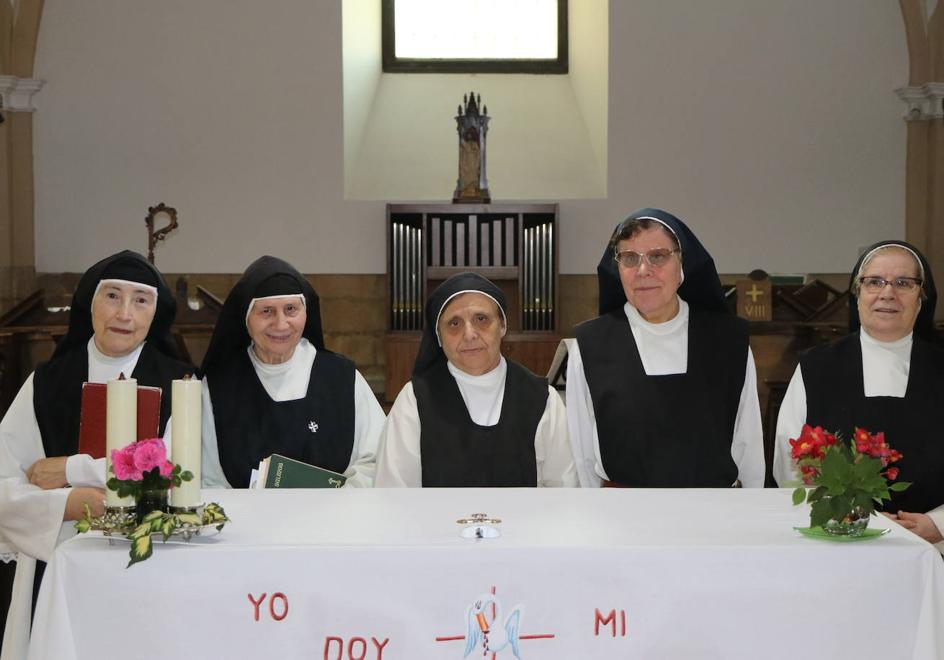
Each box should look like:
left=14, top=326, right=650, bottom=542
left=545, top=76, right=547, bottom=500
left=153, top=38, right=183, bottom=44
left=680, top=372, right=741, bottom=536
left=259, top=454, right=347, bottom=489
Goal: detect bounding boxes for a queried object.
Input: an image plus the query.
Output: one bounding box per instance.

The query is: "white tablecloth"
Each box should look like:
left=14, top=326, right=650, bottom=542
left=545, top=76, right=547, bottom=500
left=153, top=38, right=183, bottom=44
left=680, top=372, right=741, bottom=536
left=28, top=489, right=944, bottom=659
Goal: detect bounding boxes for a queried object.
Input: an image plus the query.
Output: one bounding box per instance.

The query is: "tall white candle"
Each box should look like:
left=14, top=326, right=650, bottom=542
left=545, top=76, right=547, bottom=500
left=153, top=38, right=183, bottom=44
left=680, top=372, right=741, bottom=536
left=170, top=377, right=202, bottom=508
left=105, top=375, right=137, bottom=507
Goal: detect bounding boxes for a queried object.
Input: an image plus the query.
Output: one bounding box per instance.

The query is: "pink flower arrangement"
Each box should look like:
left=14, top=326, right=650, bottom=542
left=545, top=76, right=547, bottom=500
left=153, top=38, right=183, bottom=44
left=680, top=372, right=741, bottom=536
left=107, top=438, right=192, bottom=499
left=111, top=438, right=174, bottom=482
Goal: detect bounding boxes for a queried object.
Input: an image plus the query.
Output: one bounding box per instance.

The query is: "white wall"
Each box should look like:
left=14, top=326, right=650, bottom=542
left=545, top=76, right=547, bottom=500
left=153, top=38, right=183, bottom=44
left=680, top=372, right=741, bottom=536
left=347, top=73, right=606, bottom=200
left=343, top=0, right=608, bottom=201
left=32, top=0, right=906, bottom=274
left=342, top=0, right=381, bottom=190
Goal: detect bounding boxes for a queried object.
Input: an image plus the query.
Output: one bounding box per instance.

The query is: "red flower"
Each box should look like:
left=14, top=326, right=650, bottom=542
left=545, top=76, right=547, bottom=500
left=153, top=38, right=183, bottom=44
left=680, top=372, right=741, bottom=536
left=790, top=436, right=813, bottom=460
left=854, top=427, right=871, bottom=453
left=885, top=467, right=899, bottom=480
left=799, top=464, right=819, bottom=485
left=789, top=424, right=839, bottom=461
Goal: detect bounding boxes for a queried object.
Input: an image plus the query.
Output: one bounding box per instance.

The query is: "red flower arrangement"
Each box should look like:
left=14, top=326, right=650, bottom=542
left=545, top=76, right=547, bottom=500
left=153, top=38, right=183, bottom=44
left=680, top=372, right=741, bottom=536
left=791, top=425, right=910, bottom=533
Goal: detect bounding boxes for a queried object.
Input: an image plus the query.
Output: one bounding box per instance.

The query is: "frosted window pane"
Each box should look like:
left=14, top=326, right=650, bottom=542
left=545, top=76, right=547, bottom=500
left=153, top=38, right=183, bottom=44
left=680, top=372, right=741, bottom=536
left=394, top=0, right=558, bottom=60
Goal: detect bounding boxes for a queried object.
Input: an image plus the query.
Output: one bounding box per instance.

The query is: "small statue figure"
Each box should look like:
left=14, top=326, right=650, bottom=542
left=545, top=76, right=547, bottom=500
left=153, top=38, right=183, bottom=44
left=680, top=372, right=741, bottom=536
left=453, top=91, right=491, bottom=203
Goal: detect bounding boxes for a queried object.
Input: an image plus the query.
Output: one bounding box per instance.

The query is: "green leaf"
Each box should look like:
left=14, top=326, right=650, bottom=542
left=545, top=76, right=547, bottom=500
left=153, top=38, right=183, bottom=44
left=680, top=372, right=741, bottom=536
left=143, top=510, right=164, bottom=523
left=128, top=522, right=151, bottom=540
left=810, top=499, right=833, bottom=528
left=889, top=481, right=912, bottom=492
left=160, top=518, right=176, bottom=541
left=819, top=449, right=854, bottom=495
left=807, top=485, right=827, bottom=503
left=852, top=455, right=882, bottom=479
left=828, top=495, right=854, bottom=521
left=792, top=487, right=807, bottom=506
left=74, top=518, right=91, bottom=534
left=127, top=534, right=153, bottom=567
left=180, top=470, right=193, bottom=482
left=177, top=512, right=201, bottom=526
left=202, top=503, right=229, bottom=525
left=853, top=492, right=875, bottom=513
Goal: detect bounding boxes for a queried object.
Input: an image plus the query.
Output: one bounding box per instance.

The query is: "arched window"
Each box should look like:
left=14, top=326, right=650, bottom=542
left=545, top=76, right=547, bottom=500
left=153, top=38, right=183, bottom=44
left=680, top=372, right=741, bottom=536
left=382, top=0, right=568, bottom=73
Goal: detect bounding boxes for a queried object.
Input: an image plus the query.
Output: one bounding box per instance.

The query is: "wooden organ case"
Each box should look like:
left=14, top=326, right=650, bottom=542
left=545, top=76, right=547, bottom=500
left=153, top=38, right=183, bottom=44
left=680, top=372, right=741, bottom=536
left=384, top=203, right=561, bottom=401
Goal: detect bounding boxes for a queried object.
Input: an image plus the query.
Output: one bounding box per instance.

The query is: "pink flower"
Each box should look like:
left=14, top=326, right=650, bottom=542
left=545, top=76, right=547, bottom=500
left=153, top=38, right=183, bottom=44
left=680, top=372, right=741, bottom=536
left=111, top=446, right=142, bottom=481
left=132, top=438, right=168, bottom=474
left=159, top=460, right=174, bottom=478
left=885, top=467, right=899, bottom=480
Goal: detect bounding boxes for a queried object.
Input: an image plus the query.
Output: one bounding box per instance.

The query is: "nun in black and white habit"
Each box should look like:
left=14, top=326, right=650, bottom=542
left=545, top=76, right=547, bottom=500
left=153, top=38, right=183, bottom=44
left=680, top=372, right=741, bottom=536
left=773, top=240, right=944, bottom=551
left=0, top=250, right=192, bottom=658
left=194, top=256, right=383, bottom=488
left=375, top=272, right=577, bottom=487
left=566, top=209, right=764, bottom=488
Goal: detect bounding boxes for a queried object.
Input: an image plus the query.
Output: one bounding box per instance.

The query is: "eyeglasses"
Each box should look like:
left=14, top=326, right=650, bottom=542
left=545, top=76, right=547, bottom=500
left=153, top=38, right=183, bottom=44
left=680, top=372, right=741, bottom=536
left=613, top=247, right=680, bottom=269
left=858, top=276, right=923, bottom=293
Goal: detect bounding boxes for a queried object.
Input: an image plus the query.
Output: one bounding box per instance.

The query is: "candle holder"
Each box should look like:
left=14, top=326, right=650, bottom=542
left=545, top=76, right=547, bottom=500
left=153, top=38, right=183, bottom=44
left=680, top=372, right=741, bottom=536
left=77, top=501, right=230, bottom=565
left=169, top=503, right=203, bottom=515
left=457, top=512, right=502, bottom=539
left=103, top=505, right=137, bottom=529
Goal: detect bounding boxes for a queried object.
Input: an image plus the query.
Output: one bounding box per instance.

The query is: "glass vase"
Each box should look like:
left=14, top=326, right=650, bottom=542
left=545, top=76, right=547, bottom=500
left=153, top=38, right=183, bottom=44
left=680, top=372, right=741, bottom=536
left=135, top=489, right=169, bottom=525
left=821, top=505, right=870, bottom=537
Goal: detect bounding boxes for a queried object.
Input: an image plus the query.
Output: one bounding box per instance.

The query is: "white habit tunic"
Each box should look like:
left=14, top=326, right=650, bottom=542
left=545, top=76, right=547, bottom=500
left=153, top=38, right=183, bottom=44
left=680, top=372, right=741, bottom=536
left=0, top=338, right=144, bottom=660
left=375, top=357, right=578, bottom=487
left=566, top=299, right=765, bottom=488
left=773, top=330, right=944, bottom=553
left=183, top=338, right=385, bottom=488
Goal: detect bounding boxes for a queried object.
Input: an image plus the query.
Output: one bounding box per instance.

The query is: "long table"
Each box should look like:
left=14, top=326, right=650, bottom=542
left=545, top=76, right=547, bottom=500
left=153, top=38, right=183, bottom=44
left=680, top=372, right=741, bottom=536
left=28, top=489, right=944, bottom=659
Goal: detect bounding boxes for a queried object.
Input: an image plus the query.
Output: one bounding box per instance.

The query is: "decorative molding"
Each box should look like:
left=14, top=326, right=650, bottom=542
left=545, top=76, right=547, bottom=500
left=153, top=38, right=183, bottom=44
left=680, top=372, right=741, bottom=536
left=0, top=75, right=44, bottom=112
left=895, top=83, right=944, bottom=120
left=923, top=82, right=944, bottom=119
left=896, top=86, right=928, bottom=120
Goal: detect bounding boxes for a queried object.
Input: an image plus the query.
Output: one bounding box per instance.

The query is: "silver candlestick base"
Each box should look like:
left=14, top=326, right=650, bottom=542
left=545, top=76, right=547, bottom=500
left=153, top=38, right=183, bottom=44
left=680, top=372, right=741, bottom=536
left=102, top=505, right=136, bottom=530
left=457, top=512, right=502, bottom=539
left=169, top=503, right=203, bottom=515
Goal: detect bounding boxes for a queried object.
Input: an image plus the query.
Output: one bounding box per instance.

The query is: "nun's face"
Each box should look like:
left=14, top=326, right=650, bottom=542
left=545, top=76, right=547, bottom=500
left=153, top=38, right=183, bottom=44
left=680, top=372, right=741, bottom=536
left=247, top=296, right=307, bottom=364
left=616, top=226, right=682, bottom=323
left=91, top=282, right=157, bottom=357
left=438, top=292, right=506, bottom=376
left=857, top=248, right=922, bottom=342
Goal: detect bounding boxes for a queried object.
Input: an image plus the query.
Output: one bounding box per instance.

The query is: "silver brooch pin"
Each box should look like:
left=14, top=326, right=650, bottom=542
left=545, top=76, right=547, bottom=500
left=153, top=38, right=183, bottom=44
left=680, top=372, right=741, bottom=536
left=308, top=421, right=319, bottom=433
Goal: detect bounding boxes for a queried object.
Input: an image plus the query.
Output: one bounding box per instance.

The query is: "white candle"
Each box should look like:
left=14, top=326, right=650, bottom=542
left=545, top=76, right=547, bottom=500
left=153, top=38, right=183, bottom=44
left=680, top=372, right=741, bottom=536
left=105, top=375, right=137, bottom=507
left=170, top=377, right=202, bottom=508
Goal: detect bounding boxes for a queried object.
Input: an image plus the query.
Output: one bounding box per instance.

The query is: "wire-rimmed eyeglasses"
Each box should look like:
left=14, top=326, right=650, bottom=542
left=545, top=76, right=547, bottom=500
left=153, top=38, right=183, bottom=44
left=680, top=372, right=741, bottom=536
left=613, top=247, right=680, bottom=269
left=858, top=276, right=923, bottom=293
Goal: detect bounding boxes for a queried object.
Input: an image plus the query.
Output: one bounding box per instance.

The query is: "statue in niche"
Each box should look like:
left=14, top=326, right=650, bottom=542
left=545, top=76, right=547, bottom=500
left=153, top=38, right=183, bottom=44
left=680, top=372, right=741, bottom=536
left=453, top=91, right=491, bottom=203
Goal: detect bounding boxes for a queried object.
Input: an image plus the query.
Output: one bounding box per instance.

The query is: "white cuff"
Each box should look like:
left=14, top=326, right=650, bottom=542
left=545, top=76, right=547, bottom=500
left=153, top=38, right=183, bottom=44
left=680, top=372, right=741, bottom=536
left=927, top=508, right=944, bottom=554
left=65, top=455, right=107, bottom=488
